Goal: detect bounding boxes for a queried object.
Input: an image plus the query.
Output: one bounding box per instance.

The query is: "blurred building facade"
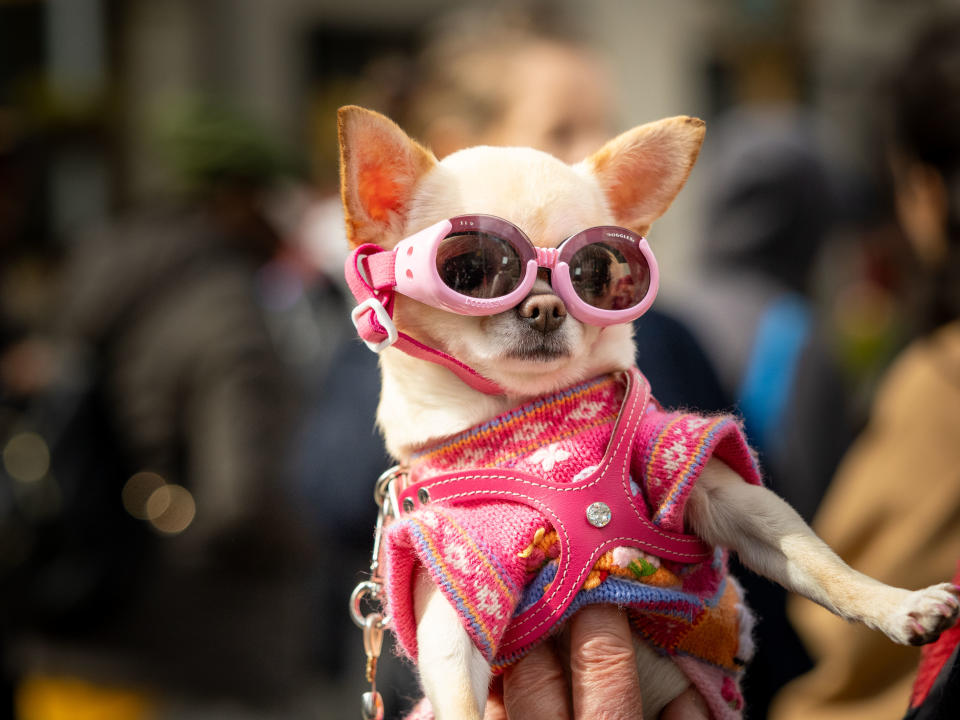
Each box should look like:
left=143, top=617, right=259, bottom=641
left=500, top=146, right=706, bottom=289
left=3, top=0, right=953, bottom=270
left=110, top=0, right=959, bottom=282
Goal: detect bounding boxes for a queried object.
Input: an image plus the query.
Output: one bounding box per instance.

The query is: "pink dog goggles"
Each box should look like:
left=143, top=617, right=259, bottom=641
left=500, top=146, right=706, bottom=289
left=368, top=215, right=657, bottom=321
left=345, top=215, right=660, bottom=394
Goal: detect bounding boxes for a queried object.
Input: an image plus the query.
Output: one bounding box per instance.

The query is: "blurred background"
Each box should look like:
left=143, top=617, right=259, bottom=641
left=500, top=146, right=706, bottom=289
left=2, top=0, right=959, bottom=719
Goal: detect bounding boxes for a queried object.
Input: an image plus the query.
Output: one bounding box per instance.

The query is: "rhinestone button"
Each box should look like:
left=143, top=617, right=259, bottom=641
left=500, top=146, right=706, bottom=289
left=586, top=501, right=612, bottom=528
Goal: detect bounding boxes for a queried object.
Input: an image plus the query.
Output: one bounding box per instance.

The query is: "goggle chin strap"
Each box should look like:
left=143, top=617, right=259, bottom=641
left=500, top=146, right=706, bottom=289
left=345, top=243, right=507, bottom=396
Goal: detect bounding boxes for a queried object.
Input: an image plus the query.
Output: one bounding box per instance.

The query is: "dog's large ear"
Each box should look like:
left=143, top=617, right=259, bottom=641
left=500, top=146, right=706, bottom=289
left=338, top=105, right=438, bottom=248
left=581, top=116, right=705, bottom=236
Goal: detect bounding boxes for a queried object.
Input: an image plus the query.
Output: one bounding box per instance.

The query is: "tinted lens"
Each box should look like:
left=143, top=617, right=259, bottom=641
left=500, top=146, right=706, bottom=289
left=569, top=240, right=650, bottom=310
left=436, top=232, right=523, bottom=299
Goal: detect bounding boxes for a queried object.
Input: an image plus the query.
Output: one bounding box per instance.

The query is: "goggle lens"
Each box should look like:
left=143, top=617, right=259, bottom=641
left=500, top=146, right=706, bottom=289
left=569, top=239, right=650, bottom=311
left=436, top=231, right=524, bottom=299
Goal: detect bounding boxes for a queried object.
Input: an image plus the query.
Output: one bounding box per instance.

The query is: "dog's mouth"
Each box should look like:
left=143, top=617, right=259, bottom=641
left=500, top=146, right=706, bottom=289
left=482, top=306, right=575, bottom=365
left=504, top=333, right=571, bottom=361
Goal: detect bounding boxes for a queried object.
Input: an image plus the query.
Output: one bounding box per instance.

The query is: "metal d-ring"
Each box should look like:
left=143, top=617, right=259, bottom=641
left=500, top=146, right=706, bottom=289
left=350, top=581, right=382, bottom=629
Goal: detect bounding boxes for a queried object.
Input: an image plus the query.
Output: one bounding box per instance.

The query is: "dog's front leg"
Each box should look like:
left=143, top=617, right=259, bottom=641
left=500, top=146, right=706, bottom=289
left=414, top=568, right=491, bottom=719
left=687, top=460, right=960, bottom=645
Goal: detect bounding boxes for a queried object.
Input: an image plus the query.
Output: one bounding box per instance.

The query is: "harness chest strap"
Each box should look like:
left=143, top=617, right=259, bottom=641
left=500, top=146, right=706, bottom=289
left=395, top=368, right=713, bottom=657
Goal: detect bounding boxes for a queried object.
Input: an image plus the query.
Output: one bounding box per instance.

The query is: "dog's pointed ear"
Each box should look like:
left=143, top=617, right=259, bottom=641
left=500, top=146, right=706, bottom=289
left=338, top=105, right=438, bottom=248
left=581, top=116, right=705, bottom=236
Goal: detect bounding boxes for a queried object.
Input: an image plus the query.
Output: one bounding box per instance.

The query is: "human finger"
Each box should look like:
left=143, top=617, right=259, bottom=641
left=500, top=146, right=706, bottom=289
left=502, top=637, right=572, bottom=719
left=569, top=605, right=643, bottom=719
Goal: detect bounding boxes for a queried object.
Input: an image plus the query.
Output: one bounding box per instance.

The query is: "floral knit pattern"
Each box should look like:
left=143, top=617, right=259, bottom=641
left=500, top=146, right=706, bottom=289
left=385, top=372, right=762, bottom=720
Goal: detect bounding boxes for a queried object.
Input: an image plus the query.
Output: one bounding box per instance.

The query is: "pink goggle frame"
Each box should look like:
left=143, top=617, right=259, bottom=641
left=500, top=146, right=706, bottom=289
left=364, top=214, right=659, bottom=326
left=346, top=215, right=659, bottom=395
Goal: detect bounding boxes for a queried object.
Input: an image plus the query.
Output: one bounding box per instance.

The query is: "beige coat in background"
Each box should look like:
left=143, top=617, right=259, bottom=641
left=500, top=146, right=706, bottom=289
left=773, top=320, right=960, bottom=720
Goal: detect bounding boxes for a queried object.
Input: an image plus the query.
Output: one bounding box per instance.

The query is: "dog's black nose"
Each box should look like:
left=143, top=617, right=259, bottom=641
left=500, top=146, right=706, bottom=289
left=517, top=294, right=567, bottom=333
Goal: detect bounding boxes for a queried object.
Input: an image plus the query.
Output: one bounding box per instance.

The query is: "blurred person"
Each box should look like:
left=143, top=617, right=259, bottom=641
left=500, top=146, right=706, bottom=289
left=0, top=112, right=82, bottom=720
left=5, top=101, right=314, bottom=720
left=402, top=10, right=614, bottom=165
left=322, top=8, right=728, bottom=719
left=0, top=122, right=29, bottom=401
left=400, top=5, right=728, bottom=411
left=771, top=15, right=960, bottom=720
left=669, top=107, right=858, bottom=717
left=675, top=106, right=854, bottom=521
left=0, top=116, right=57, bottom=404
left=0, top=112, right=49, bottom=720
left=409, top=22, right=851, bottom=713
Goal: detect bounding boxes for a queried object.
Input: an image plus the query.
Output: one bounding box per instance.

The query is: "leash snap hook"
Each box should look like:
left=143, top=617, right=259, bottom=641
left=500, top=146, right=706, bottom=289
left=351, top=465, right=408, bottom=719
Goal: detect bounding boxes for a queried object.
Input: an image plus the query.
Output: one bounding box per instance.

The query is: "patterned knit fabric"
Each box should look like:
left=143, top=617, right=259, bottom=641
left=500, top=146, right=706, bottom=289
left=385, top=372, right=762, bottom=720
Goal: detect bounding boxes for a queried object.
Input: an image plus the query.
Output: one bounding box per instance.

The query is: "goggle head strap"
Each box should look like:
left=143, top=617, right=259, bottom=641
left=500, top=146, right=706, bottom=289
left=345, top=243, right=507, bottom=396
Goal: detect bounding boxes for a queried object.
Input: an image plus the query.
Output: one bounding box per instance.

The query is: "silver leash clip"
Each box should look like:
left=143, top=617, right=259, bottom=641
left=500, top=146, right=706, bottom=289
left=350, top=466, right=406, bottom=720
left=360, top=613, right=386, bottom=720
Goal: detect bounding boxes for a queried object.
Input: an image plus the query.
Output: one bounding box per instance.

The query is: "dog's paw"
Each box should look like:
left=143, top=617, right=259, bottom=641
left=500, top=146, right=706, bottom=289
left=886, top=583, right=960, bottom=646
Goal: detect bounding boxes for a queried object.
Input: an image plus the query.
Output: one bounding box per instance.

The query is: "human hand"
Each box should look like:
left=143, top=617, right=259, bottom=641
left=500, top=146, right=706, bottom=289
left=482, top=605, right=709, bottom=719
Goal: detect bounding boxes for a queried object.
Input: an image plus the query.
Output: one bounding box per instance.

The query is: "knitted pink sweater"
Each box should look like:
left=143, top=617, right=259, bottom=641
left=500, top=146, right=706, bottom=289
left=386, top=372, right=762, bottom=719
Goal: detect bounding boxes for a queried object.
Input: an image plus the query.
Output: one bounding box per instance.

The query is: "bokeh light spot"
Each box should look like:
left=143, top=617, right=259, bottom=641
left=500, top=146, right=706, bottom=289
left=122, top=471, right=167, bottom=520
left=146, top=484, right=196, bottom=535
left=3, top=432, right=50, bottom=483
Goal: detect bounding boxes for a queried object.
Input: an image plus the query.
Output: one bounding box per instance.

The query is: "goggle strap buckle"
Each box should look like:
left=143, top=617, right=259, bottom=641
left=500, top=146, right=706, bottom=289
left=351, top=297, right=398, bottom=353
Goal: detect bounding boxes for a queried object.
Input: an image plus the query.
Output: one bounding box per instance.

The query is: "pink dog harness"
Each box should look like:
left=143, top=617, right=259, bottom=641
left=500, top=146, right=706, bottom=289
left=385, top=370, right=761, bottom=720
left=396, top=367, right=711, bottom=656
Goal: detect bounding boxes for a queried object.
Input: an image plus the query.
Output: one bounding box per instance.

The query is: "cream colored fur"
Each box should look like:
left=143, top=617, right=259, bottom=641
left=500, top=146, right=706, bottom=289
left=338, top=106, right=960, bottom=720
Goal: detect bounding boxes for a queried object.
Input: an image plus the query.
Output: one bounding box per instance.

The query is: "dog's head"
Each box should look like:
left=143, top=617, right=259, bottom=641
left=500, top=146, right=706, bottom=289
left=338, top=105, right=703, bottom=402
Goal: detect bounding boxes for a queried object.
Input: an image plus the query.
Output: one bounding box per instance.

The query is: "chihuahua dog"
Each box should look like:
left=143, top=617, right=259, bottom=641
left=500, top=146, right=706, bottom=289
left=338, top=105, right=959, bottom=720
